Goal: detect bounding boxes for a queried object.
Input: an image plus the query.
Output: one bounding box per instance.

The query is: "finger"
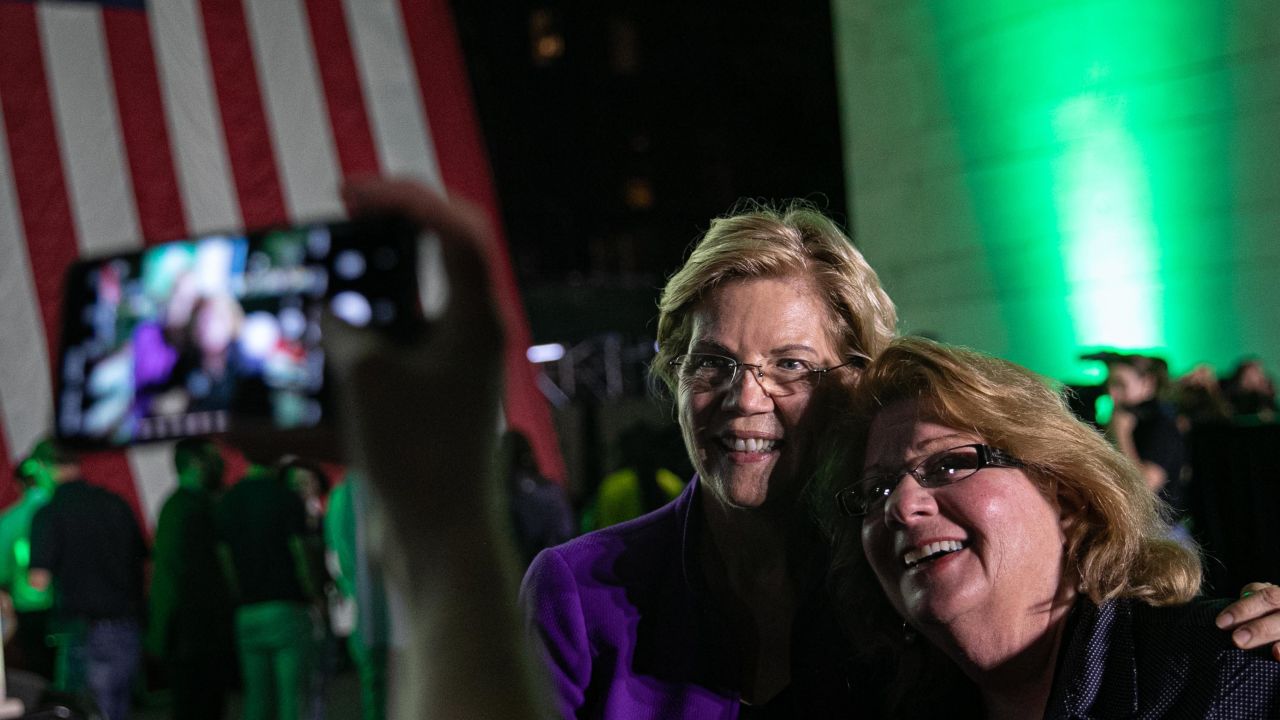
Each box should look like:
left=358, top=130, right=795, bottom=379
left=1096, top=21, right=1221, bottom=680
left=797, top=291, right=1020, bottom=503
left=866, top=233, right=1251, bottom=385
left=319, top=306, right=382, bottom=376
left=1215, top=583, right=1280, bottom=650
left=1217, top=582, right=1278, bottom=625
left=1229, top=607, right=1280, bottom=652
left=342, top=178, right=490, bottom=250
left=1216, top=583, right=1275, bottom=627
left=1240, top=582, right=1275, bottom=596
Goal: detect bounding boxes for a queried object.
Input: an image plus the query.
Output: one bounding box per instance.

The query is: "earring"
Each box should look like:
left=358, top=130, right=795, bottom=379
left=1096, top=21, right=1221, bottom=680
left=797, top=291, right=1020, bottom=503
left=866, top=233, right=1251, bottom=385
left=902, top=620, right=917, bottom=644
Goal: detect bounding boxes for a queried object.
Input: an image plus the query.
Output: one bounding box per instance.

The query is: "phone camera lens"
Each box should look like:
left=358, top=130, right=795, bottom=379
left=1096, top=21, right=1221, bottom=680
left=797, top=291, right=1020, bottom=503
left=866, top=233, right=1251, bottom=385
left=307, top=227, right=331, bottom=258
left=279, top=307, right=307, bottom=340
left=373, top=299, right=397, bottom=325
left=334, top=250, right=366, bottom=280
left=372, top=246, right=398, bottom=271
left=331, top=291, right=372, bottom=327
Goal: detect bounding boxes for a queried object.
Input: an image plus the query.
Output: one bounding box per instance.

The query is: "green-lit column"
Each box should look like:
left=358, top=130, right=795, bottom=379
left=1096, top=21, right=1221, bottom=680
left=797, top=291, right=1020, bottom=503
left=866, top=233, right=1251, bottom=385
left=835, top=0, right=1277, bottom=383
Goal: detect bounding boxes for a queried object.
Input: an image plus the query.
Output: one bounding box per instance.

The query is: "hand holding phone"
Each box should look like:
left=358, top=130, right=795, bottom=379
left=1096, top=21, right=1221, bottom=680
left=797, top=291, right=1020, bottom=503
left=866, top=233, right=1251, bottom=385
left=324, top=179, right=506, bottom=520
left=323, top=179, right=543, bottom=720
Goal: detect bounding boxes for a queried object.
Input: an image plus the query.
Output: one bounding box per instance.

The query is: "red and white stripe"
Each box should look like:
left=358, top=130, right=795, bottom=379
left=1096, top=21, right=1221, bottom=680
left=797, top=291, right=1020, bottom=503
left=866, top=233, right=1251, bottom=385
left=0, top=0, right=564, bottom=530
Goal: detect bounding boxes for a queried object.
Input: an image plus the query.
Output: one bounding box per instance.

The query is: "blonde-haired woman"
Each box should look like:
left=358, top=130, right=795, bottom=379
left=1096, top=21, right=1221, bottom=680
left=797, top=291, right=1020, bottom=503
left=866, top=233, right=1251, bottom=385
left=818, top=338, right=1280, bottom=718
left=522, top=201, right=898, bottom=717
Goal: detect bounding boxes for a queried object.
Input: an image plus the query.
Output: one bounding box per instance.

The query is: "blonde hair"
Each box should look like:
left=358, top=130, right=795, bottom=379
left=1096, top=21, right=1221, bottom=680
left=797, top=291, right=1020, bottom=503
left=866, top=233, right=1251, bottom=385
left=652, top=201, right=896, bottom=392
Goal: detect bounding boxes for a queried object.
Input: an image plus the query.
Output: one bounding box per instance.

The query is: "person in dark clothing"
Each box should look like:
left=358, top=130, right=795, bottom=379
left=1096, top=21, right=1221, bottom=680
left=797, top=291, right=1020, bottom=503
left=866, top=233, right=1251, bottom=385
left=1105, top=354, right=1187, bottom=515
left=28, top=442, right=147, bottom=720
left=1223, top=357, right=1278, bottom=421
left=280, top=457, right=333, bottom=720
left=499, top=431, right=573, bottom=568
left=216, top=463, right=317, bottom=720
left=147, top=438, right=234, bottom=720
left=1175, top=363, right=1232, bottom=428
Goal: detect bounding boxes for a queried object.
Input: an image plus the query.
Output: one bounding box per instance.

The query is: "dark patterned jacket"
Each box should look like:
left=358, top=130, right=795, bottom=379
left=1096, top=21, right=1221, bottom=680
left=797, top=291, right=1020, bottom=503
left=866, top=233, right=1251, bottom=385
left=1045, top=597, right=1280, bottom=719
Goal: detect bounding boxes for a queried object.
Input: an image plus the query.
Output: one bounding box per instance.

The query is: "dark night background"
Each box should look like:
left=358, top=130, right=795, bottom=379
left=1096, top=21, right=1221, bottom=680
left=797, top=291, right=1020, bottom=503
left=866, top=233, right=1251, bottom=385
left=454, top=0, right=848, bottom=345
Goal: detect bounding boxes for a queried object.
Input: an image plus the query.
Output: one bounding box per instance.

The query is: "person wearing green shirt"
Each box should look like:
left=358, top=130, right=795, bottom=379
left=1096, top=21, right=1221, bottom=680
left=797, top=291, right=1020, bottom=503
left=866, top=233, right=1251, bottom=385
left=0, top=442, right=58, bottom=679
left=324, top=476, right=386, bottom=720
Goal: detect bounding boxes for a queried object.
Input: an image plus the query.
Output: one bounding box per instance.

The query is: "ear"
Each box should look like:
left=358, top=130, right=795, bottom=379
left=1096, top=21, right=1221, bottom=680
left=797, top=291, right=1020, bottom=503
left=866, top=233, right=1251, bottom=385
left=1053, top=487, right=1077, bottom=532
left=1057, top=501, right=1083, bottom=542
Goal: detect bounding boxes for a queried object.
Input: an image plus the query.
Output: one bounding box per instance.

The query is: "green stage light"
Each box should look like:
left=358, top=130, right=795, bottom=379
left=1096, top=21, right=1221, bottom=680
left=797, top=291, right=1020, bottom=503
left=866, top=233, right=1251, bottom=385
left=836, top=0, right=1261, bottom=384
left=1053, top=93, right=1162, bottom=353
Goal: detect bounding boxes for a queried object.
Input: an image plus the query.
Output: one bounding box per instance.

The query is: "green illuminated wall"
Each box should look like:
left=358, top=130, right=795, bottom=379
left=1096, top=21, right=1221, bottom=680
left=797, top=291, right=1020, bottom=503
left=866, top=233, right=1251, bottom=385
left=833, top=0, right=1280, bottom=383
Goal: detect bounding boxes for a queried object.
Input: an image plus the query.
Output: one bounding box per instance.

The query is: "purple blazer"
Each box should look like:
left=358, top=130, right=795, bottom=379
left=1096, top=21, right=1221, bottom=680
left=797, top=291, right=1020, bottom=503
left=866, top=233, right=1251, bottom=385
left=519, top=477, right=862, bottom=719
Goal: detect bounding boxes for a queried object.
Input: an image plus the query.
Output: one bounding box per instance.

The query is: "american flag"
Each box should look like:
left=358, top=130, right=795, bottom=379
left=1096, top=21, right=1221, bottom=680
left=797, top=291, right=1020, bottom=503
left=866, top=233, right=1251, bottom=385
left=0, top=0, right=564, bottom=528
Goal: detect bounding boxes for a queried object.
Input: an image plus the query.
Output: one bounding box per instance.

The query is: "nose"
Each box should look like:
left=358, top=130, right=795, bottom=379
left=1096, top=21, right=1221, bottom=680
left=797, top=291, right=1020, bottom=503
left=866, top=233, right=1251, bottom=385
left=723, top=364, right=774, bottom=413
left=882, top=473, right=938, bottom=525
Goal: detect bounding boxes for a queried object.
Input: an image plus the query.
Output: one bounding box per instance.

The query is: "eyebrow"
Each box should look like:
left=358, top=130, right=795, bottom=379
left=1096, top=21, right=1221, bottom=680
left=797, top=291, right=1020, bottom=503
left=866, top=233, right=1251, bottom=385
left=689, top=339, right=733, bottom=355
left=687, top=340, right=822, bottom=357
left=863, top=433, right=975, bottom=475
left=771, top=343, right=821, bottom=356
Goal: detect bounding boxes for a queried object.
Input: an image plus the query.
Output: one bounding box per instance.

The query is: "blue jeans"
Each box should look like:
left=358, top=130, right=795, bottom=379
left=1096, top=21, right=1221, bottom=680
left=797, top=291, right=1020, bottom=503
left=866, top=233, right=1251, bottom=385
left=60, top=618, right=141, bottom=720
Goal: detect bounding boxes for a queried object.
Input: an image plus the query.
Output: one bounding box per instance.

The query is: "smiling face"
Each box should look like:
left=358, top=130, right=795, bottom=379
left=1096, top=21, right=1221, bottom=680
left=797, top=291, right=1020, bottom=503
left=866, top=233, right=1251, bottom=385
left=677, top=275, right=843, bottom=511
left=860, top=399, right=1071, bottom=633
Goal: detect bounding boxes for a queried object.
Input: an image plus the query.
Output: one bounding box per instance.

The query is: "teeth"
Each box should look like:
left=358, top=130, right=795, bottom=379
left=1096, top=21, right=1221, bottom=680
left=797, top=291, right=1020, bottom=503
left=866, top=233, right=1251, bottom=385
left=729, top=437, right=777, bottom=453
left=903, top=540, right=965, bottom=568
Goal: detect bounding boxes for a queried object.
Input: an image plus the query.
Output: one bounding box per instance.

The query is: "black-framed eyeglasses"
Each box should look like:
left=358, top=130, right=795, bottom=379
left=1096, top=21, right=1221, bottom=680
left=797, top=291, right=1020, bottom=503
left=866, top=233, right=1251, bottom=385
left=668, top=352, right=868, bottom=397
left=835, top=443, right=1022, bottom=517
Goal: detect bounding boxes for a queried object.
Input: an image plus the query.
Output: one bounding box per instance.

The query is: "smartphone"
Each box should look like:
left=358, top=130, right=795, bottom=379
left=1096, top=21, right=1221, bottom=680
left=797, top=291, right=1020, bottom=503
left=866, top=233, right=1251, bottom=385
left=55, top=216, right=420, bottom=448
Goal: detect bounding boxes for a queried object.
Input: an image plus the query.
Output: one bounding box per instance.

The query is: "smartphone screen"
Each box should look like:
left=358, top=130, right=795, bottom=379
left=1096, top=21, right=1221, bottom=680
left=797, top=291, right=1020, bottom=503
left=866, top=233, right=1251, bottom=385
left=56, top=217, right=418, bottom=447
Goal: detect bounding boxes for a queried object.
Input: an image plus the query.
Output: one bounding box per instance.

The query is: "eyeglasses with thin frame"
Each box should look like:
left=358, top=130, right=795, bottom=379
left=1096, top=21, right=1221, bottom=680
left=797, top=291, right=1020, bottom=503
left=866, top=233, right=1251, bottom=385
left=835, top=443, right=1022, bottom=517
left=668, top=352, right=868, bottom=397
